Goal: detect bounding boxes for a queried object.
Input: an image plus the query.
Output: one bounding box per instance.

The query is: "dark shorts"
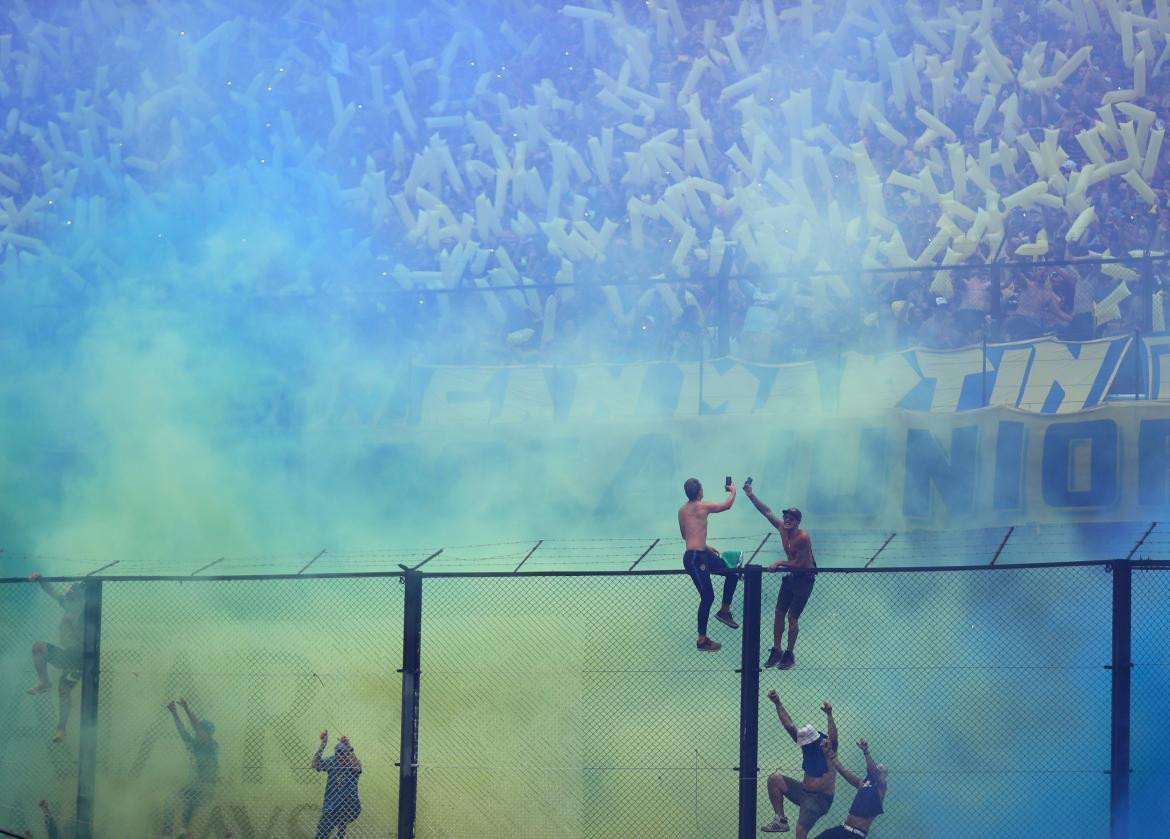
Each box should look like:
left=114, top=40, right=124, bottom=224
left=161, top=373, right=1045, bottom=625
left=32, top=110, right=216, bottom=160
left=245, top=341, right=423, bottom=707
left=45, top=644, right=82, bottom=680
left=777, top=574, right=815, bottom=618
left=780, top=775, right=834, bottom=831
left=813, top=826, right=867, bottom=839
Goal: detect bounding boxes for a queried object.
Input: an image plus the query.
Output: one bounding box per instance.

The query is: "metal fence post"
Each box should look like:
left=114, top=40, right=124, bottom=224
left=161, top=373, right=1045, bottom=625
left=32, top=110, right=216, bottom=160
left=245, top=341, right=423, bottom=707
left=75, top=579, right=103, bottom=839
left=398, top=571, right=423, bottom=839
left=1109, top=560, right=1132, bottom=839
left=737, top=565, right=763, bottom=839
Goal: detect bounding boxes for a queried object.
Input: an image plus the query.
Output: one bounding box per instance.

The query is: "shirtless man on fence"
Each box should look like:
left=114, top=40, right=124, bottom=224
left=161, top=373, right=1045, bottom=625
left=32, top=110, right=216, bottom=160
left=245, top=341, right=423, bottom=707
left=678, top=476, right=738, bottom=652
left=743, top=483, right=816, bottom=670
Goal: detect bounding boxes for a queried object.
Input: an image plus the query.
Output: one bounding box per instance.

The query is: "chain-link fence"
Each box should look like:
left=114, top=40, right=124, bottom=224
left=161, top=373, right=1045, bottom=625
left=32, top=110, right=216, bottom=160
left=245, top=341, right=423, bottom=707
left=0, top=560, right=1164, bottom=839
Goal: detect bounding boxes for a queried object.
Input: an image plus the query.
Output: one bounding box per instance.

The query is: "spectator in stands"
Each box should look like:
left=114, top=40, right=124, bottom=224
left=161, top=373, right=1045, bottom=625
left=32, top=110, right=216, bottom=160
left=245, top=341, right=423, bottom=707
left=916, top=296, right=964, bottom=349
left=1006, top=271, right=1071, bottom=340
left=813, top=738, right=888, bottom=839
left=312, top=730, right=363, bottom=839
left=26, top=573, right=84, bottom=743
left=163, top=697, right=219, bottom=838
left=953, top=271, right=992, bottom=344
left=761, top=692, right=839, bottom=837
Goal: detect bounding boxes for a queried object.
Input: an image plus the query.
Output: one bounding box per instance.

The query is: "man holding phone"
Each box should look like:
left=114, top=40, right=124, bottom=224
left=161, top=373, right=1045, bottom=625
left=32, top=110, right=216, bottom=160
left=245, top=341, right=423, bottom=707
left=678, top=476, right=738, bottom=652
left=744, top=481, right=816, bottom=670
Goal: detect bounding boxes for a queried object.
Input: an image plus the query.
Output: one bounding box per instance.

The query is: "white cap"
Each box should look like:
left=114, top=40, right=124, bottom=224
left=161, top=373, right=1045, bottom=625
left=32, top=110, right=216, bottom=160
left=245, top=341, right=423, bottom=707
left=796, top=725, right=820, bottom=746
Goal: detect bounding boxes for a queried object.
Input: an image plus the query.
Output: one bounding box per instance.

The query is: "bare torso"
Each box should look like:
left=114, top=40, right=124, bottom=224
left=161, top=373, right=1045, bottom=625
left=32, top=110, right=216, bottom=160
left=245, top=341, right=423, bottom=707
left=678, top=501, right=711, bottom=551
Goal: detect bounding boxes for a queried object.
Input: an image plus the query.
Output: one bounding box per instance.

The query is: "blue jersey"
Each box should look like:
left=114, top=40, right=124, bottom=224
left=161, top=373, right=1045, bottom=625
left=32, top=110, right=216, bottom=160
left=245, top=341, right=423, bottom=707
left=318, top=756, right=361, bottom=812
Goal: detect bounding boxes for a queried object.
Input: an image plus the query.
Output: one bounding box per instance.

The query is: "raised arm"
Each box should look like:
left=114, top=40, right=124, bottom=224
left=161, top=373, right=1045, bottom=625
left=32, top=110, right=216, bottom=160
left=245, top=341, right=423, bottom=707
left=823, top=702, right=838, bottom=750
left=312, top=730, right=328, bottom=770
left=28, top=572, right=64, bottom=606
left=167, top=701, right=191, bottom=743
left=704, top=480, right=736, bottom=513
left=177, top=697, right=207, bottom=742
left=743, top=484, right=783, bottom=529
left=826, top=740, right=864, bottom=789
left=859, top=739, right=880, bottom=781
left=766, top=690, right=799, bottom=742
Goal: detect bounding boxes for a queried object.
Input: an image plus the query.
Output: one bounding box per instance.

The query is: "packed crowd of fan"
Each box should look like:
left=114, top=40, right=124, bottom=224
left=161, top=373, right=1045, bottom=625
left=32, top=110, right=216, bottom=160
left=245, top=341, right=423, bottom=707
left=3, top=0, right=1170, bottom=365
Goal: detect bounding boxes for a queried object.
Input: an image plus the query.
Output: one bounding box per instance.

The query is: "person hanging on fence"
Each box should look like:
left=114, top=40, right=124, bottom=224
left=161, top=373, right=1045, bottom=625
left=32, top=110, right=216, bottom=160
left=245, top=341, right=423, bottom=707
left=312, top=730, right=363, bottom=839
left=813, top=738, right=888, bottom=839
left=26, top=572, right=85, bottom=743
left=162, top=697, right=219, bottom=838
left=678, top=476, right=739, bottom=652
left=742, top=484, right=816, bottom=670
left=761, top=690, right=838, bottom=837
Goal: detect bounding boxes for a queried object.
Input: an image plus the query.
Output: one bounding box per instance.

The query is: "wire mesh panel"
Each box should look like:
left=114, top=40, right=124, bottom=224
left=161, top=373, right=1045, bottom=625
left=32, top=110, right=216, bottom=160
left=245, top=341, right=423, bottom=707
left=415, top=573, right=741, bottom=839
left=754, top=565, right=1111, bottom=838
left=0, top=579, right=80, bottom=838
left=1132, top=567, right=1170, bottom=833
left=93, top=577, right=403, bottom=839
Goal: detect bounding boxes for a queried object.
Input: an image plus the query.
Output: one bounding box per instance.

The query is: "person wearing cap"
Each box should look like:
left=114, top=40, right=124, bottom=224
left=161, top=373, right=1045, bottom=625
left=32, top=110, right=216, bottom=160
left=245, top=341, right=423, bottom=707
left=163, top=697, right=218, bottom=838
left=813, top=738, right=888, bottom=838
left=742, top=486, right=815, bottom=670
left=26, top=572, right=85, bottom=743
left=312, top=730, right=363, bottom=838
left=678, top=476, right=740, bottom=652
left=761, top=691, right=839, bottom=836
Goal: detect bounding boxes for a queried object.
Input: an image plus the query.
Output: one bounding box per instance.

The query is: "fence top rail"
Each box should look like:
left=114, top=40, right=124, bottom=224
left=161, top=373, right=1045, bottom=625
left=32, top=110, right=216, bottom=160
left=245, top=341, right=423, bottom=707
left=3, top=557, right=1168, bottom=585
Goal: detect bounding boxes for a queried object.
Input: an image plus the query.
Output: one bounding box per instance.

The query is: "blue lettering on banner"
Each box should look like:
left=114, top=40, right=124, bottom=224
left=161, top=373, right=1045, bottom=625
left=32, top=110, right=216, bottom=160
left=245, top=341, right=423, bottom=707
left=1138, top=419, right=1170, bottom=506
left=596, top=433, right=677, bottom=517
left=1041, top=420, right=1119, bottom=508
left=902, top=426, right=979, bottom=518
left=993, top=421, right=1027, bottom=512
left=808, top=428, right=888, bottom=516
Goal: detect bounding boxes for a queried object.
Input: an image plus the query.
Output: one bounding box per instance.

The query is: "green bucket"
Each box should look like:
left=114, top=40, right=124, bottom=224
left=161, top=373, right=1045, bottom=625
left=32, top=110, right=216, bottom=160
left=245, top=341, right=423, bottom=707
left=721, top=550, right=742, bottom=569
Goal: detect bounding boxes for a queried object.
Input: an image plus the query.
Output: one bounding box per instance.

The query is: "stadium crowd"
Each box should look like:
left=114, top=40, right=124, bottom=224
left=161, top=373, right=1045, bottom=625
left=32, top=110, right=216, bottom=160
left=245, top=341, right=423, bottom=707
left=2, top=0, right=1170, bottom=365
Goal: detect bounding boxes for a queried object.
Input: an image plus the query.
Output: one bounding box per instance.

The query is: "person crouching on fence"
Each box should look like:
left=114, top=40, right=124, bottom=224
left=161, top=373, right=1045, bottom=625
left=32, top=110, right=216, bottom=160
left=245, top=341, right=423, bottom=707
left=813, top=738, right=887, bottom=839
left=761, top=691, right=838, bottom=837
left=313, top=730, right=362, bottom=839
left=678, top=476, right=739, bottom=652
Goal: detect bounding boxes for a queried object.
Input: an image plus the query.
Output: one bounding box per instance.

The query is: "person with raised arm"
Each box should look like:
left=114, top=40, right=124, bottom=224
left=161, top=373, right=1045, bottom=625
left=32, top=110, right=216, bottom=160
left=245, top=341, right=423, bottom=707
left=312, top=730, right=363, bottom=839
left=742, top=484, right=816, bottom=670
left=678, top=476, right=739, bottom=652
left=761, top=691, right=838, bottom=837
left=26, top=573, right=84, bottom=743
left=163, top=697, right=219, bottom=838
left=813, top=738, right=888, bottom=838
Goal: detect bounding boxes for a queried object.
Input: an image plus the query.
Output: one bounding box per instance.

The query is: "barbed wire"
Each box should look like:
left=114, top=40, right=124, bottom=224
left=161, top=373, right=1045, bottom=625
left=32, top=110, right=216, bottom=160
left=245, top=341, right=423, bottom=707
left=2, top=525, right=1168, bottom=580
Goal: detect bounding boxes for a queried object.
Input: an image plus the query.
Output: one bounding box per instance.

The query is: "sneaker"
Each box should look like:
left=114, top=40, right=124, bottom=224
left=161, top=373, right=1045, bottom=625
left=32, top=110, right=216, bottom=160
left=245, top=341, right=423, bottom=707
left=763, top=647, right=782, bottom=668
left=715, top=611, right=739, bottom=629
left=760, top=814, right=790, bottom=832
left=696, top=638, right=722, bottom=652
left=779, top=650, right=795, bottom=670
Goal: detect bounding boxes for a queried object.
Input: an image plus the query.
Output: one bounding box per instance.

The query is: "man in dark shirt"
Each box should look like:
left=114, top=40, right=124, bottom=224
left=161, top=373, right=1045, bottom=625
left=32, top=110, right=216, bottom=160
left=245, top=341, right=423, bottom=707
left=815, top=738, right=888, bottom=838
left=761, top=691, right=839, bottom=837
left=164, top=697, right=218, bottom=838
left=312, top=731, right=363, bottom=839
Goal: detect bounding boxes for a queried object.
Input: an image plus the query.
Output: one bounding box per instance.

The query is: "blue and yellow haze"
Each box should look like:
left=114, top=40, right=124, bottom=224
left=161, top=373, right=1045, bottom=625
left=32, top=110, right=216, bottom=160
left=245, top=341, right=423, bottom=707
left=0, top=1, right=1167, bottom=837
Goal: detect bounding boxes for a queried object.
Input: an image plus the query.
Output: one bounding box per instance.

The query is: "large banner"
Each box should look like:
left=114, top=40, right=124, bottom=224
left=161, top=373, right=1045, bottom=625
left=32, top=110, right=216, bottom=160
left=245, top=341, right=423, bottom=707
left=405, top=334, right=1152, bottom=424
left=365, top=402, right=1170, bottom=530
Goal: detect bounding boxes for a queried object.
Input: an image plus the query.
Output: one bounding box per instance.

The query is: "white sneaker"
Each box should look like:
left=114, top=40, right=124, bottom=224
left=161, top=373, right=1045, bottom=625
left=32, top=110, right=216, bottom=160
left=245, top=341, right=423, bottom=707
left=760, top=814, right=790, bottom=833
